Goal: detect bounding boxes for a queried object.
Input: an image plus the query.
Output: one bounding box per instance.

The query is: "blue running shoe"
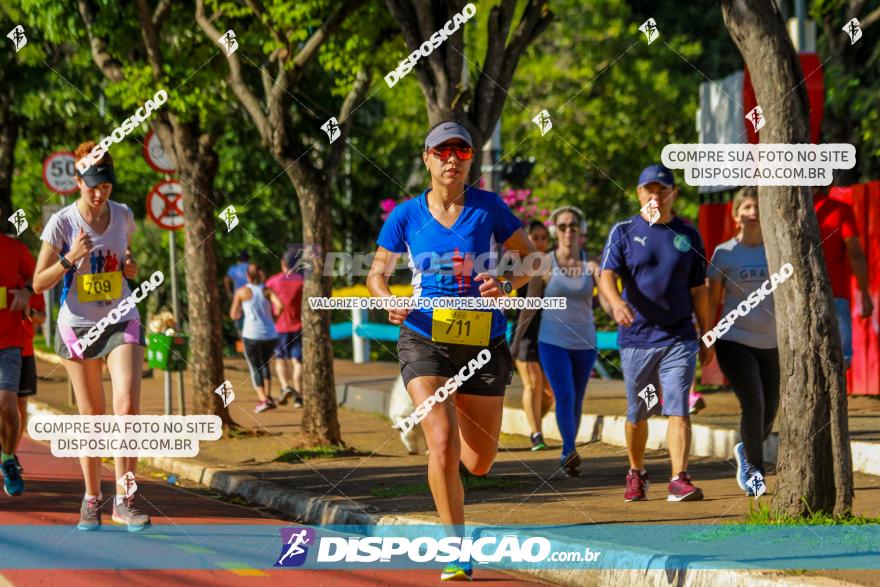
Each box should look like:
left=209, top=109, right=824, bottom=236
left=733, top=442, right=749, bottom=491
left=2, top=459, right=24, bottom=497
left=441, top=562, right=473, bottom=581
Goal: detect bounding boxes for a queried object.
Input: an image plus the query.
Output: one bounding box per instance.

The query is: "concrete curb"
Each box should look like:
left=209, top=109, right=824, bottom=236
left=341, top=377, right=880, bottom=478
left=500, top=406, right=780, bottom=464
left=24, top=399, right=855, bottom=586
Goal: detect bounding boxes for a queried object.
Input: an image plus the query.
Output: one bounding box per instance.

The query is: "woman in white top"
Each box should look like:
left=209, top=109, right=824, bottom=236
left=230, top=264, right=282, bottom=413
left=33, top=141, right=150, bottom=532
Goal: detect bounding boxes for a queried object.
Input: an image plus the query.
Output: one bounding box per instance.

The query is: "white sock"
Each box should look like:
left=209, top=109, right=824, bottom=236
left=84, top=493, right=101, bottom=501
left=115, top=494, right=126, bottom=505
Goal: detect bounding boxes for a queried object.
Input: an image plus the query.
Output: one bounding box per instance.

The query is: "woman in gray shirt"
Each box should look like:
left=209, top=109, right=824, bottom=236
left=512, top=206, right=603, bottom=477
left=707, top=188, right=780, bottom=496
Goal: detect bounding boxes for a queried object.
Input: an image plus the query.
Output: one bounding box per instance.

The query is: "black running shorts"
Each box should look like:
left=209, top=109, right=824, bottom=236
left=397, top=325, right=513, bottom=397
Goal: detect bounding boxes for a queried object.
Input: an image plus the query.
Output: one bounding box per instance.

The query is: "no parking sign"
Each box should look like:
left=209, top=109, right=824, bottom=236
left=147, top=180, right=185, bottom=230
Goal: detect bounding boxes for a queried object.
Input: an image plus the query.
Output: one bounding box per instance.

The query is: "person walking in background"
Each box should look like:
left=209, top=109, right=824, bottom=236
left=0, top=218, right=35, bottom=498
left=599, top=164, right=714, bottom=503
left=266, top=250, right=304, bottom=408
left=510, top=220, right=554, bottom=451
left=708, top=188, right=780, bottom=495
left=513, top=206, right=602, bottom=476
left=812, top=187, right=873, bottom=369
left=225, top=252, right=250, bottom=337
left=13, top=291, right=46, bottom=473
left=230, top=264, right=283, bottom=413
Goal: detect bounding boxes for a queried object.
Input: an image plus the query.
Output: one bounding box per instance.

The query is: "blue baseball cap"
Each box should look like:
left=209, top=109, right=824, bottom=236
left=637, top=164, right=675, bottom=188
left=424, top=121, right=473, bottom=149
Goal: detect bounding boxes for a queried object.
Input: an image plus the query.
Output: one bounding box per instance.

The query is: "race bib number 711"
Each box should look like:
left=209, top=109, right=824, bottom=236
left=431, top=309, right=491, bottom=346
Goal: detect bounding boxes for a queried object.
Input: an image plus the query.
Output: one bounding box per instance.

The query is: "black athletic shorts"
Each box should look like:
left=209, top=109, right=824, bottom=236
left=397, top=325, right=513, bottom=397
left=18, top=355, right=36, bottom=397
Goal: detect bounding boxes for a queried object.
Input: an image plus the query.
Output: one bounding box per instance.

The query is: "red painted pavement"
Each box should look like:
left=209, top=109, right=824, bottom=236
left=0, top=437, right=535, bottom=586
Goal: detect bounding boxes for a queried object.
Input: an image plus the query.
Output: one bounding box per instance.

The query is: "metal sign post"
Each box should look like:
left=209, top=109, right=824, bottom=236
left=165, top=174, right=186, bottom=416
left=144, top=136, right=183, bottom=415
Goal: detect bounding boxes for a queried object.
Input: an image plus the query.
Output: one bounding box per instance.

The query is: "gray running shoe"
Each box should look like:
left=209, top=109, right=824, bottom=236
left=112, top=496, right=151, bottom=531
left=77, top=495, right=102, bottom=531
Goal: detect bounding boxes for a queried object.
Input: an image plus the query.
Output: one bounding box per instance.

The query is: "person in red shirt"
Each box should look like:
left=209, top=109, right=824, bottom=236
left=0, top=226, right=35, bottom=497
left=813, top=188, right=873, bottom=368
left=13, top=293, right=46, bottom=473
left=265, top=249, right=304, bottom=407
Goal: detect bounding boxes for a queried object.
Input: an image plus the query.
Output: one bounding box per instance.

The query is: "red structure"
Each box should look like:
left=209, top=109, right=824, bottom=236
left=697, top=182, right=880, bottom=394
left=743, top=53, right=825, bottom=144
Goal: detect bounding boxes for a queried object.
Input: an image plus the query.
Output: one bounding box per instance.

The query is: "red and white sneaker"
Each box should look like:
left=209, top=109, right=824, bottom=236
left=689, top=391, right=706, bottom=415
left=667, top=472, right=704, bottom=502
left=624, top=469, right=649, bottom=502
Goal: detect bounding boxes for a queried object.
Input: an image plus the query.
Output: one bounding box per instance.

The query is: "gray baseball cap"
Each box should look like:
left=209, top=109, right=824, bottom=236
left=424, top=121, right=473, bottom=149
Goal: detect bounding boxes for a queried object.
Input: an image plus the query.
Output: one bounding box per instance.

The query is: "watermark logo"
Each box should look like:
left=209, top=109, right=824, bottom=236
left=220, top=205, right=239, bottom=232
left=385, top=3, right=476, bottom=88
left=7, top=25, right=26, bottom=52
left=745, top=105, right=766, bottom=133
left=662, top=143, right=857, bottom=187
left=702, top=262, right=794, bottom=347
left=309, top=296, right=567, bottom=311
left=29, top=415, right=223, bottom=457
left=219, top=29, right=238, bottom=56
left=215, top=380, right=235, bottom=408
left=8, top=209, right=27, bottom=236
left=321, top=117, right=341, bottom=143
left=73, top=271, right=165, bottom=356
left=533, top=110, right=552, bottom=136
left=76, top=90, right=169, bottom=173
left=747, top=471, right=766, bottom=499
left=398, top=349, right=491, bottom=434
left=640, top=200, right=660, bottom=225
left=638, top=384, right=659, bottom=411
left=118, top=471, right=138, bottom=498
left=842, top=18, right=862, bottom=45
left=275, top=527, right=316, bottom=567
left=639, top=18, right=659, bottom=45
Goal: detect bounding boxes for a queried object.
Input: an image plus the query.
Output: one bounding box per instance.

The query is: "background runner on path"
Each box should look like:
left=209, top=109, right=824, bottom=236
left=599, top=163, right=714, bottom=503
left=0, top=221, right=35, bottom=498
left=708, top=188, right=780, bottom=496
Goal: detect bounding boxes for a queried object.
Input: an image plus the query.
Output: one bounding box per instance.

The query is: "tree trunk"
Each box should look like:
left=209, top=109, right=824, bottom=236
left=385, top=0, right=552, bottom=186
left=159, top=122, right=234, bottom=426
left=0, top=88, right=17, bottom=223
left=284, top=166, right=341, bottom=445
left=722, top=0, right=853, bottom=516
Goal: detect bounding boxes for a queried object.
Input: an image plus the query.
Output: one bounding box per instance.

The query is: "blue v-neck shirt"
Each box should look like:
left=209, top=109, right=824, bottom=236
left=376, top=186, right=522, bottom=340
left=601, top=214, right=706, bottom=348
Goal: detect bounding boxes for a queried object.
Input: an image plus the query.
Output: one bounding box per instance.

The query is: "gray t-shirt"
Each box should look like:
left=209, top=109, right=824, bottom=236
left=707, top=237, right=777, bottom=349
left=538, top=252, right=597, bottom=349
left=41, top=201, right=139, bottom=327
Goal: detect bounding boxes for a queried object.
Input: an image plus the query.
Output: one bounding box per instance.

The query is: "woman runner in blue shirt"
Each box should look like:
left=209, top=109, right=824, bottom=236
left=367, top=121, right=534, bottom=582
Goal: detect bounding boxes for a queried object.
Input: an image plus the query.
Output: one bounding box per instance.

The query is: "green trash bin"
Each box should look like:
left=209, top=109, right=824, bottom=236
left=147, top=333, right=189, bottom=372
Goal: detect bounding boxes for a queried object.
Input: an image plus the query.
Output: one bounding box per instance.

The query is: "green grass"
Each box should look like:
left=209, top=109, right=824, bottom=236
left=371, top=475, right=524, bottom=498
left=274, top=445, right=357, bottom=463
left=744, top=499, right=880, bottom=525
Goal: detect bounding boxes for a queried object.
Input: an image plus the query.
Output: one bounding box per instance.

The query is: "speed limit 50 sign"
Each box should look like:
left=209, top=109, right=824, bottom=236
left=42, top=151, right=78, bottom=195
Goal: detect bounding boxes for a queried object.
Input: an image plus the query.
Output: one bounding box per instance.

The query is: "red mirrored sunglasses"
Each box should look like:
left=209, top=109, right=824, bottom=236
left=426, top=145, right=474, bottom=161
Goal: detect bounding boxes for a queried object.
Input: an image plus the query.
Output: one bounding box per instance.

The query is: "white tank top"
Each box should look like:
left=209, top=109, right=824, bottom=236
left=241, top=283, right=278, bottom=340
